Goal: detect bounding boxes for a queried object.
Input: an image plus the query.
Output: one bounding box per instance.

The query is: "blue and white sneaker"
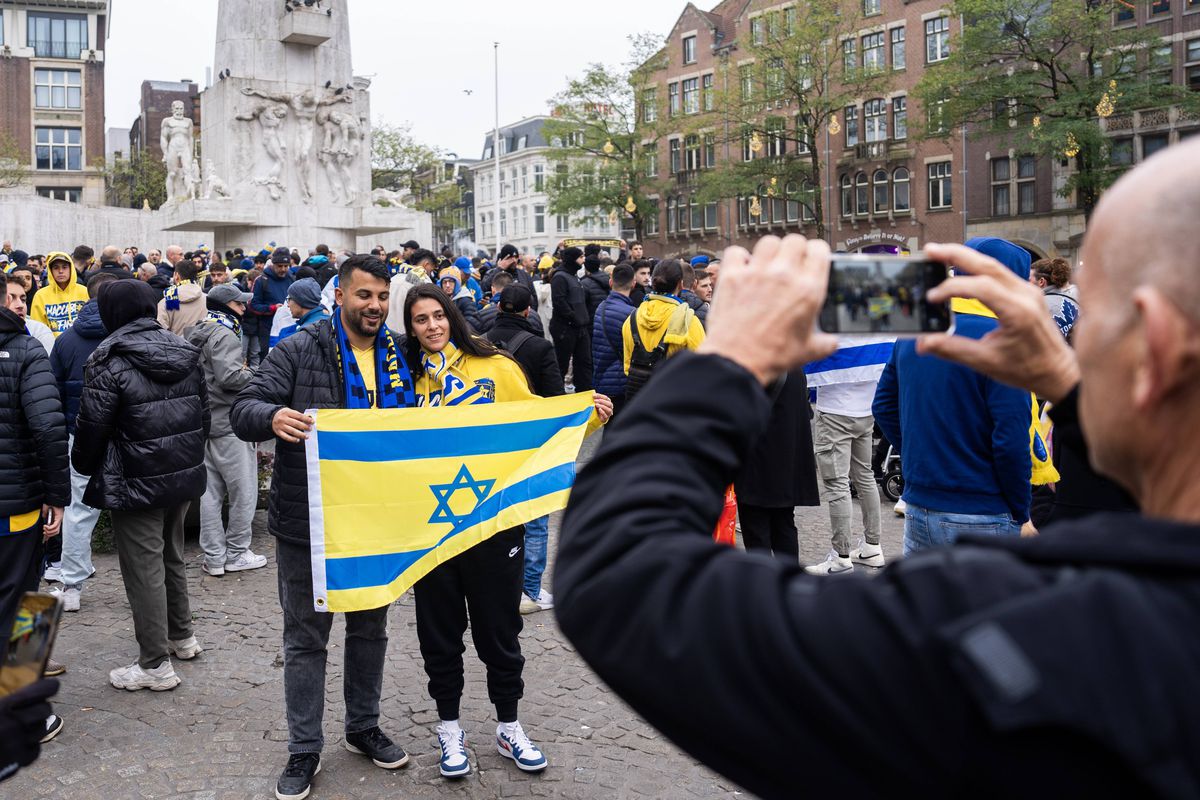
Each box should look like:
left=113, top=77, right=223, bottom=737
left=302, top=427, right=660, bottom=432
left=496, top=721, right=547, bottom=773
left=436, top=722, right=470, bottom=778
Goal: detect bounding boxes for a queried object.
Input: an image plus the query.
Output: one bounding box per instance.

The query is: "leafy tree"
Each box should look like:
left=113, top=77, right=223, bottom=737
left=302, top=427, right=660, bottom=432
left=95, top=151, right=167, bottom=209
left=0, top=131, right=28, bottom=189
left=695, top=1, right=891, bottom=241
left=371, top=121, right=443, bottom=194
left=915, top=0, right=1200, bottom=220
left=543, top=33, right=669, bottom=242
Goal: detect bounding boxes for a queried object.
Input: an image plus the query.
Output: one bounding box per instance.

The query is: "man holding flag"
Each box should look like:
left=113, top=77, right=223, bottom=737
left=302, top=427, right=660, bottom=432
left=231, top=254, right=414, bottom=800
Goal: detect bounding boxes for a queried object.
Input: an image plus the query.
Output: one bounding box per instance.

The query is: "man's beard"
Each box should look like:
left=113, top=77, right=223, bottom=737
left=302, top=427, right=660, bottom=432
left=346, top=307, right=384, bottom=339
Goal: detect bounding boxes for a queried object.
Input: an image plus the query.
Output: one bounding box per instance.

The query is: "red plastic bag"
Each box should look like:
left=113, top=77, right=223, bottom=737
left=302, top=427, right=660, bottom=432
left=712, top=485, right=738, bottom=546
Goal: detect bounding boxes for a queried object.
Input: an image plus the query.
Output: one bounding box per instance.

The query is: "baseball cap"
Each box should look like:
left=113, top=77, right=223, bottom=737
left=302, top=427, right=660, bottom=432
left=208, top=284, right=253, bottom=305
left=401, top=240, right=420, bottom=250
left=498, top=285, right=532, bottom=314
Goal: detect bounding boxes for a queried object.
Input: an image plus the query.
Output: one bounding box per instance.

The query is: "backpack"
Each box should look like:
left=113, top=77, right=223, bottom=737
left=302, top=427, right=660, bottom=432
left=624, top=316, right=669, bottom=401
left=485, top=328, right=537, bottom=359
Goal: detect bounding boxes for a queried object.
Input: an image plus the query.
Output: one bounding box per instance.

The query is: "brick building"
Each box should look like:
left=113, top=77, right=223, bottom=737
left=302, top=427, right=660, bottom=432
left=0, top=0, right=110, bottom=205
left=128, top=79, right=200, bottom=163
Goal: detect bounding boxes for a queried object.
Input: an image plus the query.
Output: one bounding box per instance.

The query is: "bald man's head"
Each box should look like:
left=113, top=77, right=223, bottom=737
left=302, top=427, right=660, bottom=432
left=101, top=245, right=121, bottom=265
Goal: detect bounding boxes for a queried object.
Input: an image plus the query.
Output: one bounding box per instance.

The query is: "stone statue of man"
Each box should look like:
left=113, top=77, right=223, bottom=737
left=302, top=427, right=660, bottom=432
left=161, top=101, right=196, bottom=201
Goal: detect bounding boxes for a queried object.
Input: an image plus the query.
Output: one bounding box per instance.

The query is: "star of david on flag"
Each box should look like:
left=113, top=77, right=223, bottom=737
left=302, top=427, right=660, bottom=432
left=429, top=466, right=495, bottom=528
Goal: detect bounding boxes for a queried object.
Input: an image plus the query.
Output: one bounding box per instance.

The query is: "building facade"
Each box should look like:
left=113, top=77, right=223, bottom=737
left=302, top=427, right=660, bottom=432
left=412, top=157, right=478, bottom=255
left=0, top=0, right=110, bottom=205
left=469, top=115, right=621, bottom=257
left=128, top=79, right=200, bottom=163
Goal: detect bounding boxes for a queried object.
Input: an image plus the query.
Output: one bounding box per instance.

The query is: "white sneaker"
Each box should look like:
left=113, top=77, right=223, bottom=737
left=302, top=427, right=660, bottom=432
left=50, top=586, right=81, bottom=612
left=42, top=564, right=63, bottom=583
left=167, top=635, right=204, bottom=660
left=436, top=721, right=470, bottom=778
left=109, top=660, right=181, bottom=691
left=518, top=594, right=541, bottom=615
left=225, top=550, right=268, bottom=572
left=531, top=590, right=553, bottom=610
left=496, top=721, right=547, bottom=772
left=893, top=499, right=907, bottom=517
left=850, top=541, right=885, bottom=568
left=804, top=551, right=854, bottom=576
left=201, top=561, right=225, bottom=577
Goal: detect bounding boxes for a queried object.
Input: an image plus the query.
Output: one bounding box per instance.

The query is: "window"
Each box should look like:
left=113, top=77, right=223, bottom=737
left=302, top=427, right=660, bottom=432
left=678, top=195, right=689, bottom=231
left=1143, top=133, right=1169, bottom=159
left=864, top=99, right=887, bottom=143
left=766, top=58, right=785, bottom=98
left=802, top=182, right=816, bottom=222
left=499, top=209, right=507, bottom=236
left=705, top=202, right=718, bottom=229
left=520, top=165, right=528, bottom=195
left=893, top=167, right=910, bottom=212
left=892, top=96, right=908, bottom=140
left=534, top=164, right=545, bottom=192
left=928, top=97, right=947, bottom=134
left=668, top=82, right=680, bottom=116
left=683, top=35, right=697, bottom=65
left=796, top=121, right=811, bottom=154
left=767, top=118, right=786, bottom=157
left=642, top=88, right=657, bottom=123
left=740, top=66, right=754, bottom=102
left=873, top=169, right=889, bottom=213
left=645, top=145, right=658, bottom=178
left=785, top=7, right=797, bottom=35
left=667, top=197, right=678, bottom=233
left=750, top=17, right=764, bottom=45
left=35, top=127, right=82, bottom=171
left=669, top=139, right=681, bottom=174
left=556, top=214, right=569, bottom=233
left=855, top=173, right=869, bottom=215
left=926, top=17, right=950, bottom=64
left=1110, top=138, right=1134, bottom=165
left=865, top=0, right=882, bottom=14
left=1187, top=39, right=1200, bottom=64
left=845, top=106, right=859, bottom=146
left=863, top=33, right=885, bottom=72
left=702, top=74, right=715, bottom=111
left=1116, top=3, right=1135, bottom=21
left=534, top=204, right=545, bottom=233
left=840, top=175, right=853, bottom=217
left=555, top=163, right=568, bottom=190
left=843, top=39, right=857, bottom=74
left=685, top=134, right=701, bottom=171
left=1017, top=156, right=1036, bottom=215
left=1151, top=45, right=1173, bottom=84
left=27, top=13, right=88, bottom=59
left=991, top=157, right=1011, bottom=216
left=742, top=128, right=754, bottom=162
left=483, top=146, right=493, bottom=160
left=704, top=134, right=716, bottom=168
left=891, top=27, right=906, bottom=70
left=1152, top=0, right=1170, bottom=13
left=786, top=181, right=800, bottom=222
left=517, top=136, right=527, bottom=150
left=36, top=187, right=81, bottom=203
left=645, top=199, right=660, bottom=235
left=34, top=69, right=82, bottom=110
left=683, top=77, right=700, bottom=114
left=928, top=162, right=952, bottom=209
left=798, top=53, right=813, bottom=90
left=691, top=196, right=703, bottom=230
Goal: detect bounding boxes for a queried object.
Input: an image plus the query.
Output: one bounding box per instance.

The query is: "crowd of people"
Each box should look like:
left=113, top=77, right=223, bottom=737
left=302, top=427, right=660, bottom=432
left=3, top=138, right=1193, bottom=800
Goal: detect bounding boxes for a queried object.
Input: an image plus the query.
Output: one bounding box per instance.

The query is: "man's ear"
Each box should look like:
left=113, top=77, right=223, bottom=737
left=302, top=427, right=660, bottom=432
left=1131, top=286, right=1200, bottom=411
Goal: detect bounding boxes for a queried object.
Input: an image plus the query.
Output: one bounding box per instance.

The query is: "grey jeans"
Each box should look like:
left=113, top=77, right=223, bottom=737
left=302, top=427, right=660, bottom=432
left=110, top=502, right=193, bottom=668
left=275, top=537, right=390, bottom=754
left=814, top=411, right=881, bottom=556
left=199, top=435, right=258, bottom=570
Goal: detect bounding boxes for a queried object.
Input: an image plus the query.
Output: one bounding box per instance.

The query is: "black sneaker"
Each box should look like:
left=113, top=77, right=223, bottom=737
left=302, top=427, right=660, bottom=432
left=344, top=726, right=410, bottom=769
left=275, top=753, right=321, bottom=800
left=40, top=714, right=64, bottom=743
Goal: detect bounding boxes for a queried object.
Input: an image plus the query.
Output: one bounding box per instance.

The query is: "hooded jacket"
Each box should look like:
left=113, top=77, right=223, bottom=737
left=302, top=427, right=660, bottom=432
left=250, top=267, right=294, bottom=317
left=49, top=299, right=108, bottom=436
left=156, top=282, right=207, bottom=336
left=621, top=295, right=706, bottom=376
left=591, top=290, right=636, bottom=399
left=0, top=307, right=69, bottom=519
left=580, top=270, right=611, bottom=327
left=72, top=317, right=210, bottom=510
left=187, top=303, right=255, bottom=438
left=438, top=270, right=483, bottom=332
left=29, top=264, right=88, bottom=337
left=681, top=290, right=710, bottom=329
left=873, top=237, right=1033, bottom=523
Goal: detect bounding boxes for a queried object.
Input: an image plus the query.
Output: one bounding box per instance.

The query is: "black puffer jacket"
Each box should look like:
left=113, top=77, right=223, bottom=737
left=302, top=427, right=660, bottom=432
left=230, top=319, right=344, bottom=543
left=485, top=312, right=564, bottom=398
left=0, top=308, right=70, bottom=516
left=71, top=317, right=210, bottom=511
left=580, top=271, right=610, bottom=328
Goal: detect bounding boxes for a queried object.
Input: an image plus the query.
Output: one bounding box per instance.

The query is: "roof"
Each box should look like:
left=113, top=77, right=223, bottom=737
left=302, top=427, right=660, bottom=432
left=146, top=80, right=196, bottom=93
left=477, top=116, right=552, bottom=159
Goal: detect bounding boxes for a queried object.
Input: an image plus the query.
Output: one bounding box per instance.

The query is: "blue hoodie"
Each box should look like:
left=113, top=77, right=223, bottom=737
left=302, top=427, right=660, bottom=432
left=872, top=237, right=1033, bottom=523
left=251, top=267, right=294, bottom=316
left=49, top=298, right=108, bottom=435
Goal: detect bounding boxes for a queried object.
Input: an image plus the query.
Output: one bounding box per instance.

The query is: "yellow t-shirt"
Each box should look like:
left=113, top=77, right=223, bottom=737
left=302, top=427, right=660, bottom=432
left=351, top=345, right=377, bottom=408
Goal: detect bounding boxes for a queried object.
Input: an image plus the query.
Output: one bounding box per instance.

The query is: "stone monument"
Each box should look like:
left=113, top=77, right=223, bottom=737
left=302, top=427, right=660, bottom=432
left=160, top=0, right=428, bottom=252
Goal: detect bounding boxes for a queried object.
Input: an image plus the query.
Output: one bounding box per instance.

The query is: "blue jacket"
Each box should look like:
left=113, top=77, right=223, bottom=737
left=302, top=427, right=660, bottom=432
left=251, top=269, right=294, bottom=316
left=872, top=237, right=1033, bottom=522
left=48, top=299, right=108, bottom=436
left=591, top=291, right=636, bottom=399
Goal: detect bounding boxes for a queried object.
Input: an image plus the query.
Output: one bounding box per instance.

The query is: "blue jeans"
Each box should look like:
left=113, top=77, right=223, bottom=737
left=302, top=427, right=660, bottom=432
left=522, top=516, right=549, bottom=599
left=903, top=504, right=1022, bottom=556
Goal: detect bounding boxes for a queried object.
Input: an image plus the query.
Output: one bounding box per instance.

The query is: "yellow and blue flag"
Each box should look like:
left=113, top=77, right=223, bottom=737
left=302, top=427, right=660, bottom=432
left=305, top=392, right=595, bottom=612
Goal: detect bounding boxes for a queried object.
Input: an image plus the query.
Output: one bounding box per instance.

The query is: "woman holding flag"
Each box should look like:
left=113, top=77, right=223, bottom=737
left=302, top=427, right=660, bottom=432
left=401, top=283, right=611, bottom=780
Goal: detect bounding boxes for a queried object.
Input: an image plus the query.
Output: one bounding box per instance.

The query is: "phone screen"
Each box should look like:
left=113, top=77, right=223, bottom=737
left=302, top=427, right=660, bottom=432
left=820, top=256, right=952, bottom=336
left=0, top=592, right=63, bottom=696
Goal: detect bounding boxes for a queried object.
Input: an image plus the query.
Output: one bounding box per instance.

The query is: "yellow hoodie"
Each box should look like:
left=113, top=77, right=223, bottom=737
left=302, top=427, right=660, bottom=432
left=30, top=258, right=89, bottom=336
left=621, top=295, right=705, bottom=375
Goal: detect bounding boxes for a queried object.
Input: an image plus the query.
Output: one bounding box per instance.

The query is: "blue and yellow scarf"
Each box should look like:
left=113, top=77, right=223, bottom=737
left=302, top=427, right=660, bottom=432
left=163, top=280, right=194, bottom=311
left=420, top=342, right=495, bottom=407
left=204, top=308, right=242, bottom=339
left=333, top=308, right=415, bottom=409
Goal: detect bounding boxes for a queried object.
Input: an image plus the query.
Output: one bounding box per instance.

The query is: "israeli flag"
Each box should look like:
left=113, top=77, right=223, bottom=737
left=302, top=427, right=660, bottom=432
left=804, top=336, right=895, bottom=387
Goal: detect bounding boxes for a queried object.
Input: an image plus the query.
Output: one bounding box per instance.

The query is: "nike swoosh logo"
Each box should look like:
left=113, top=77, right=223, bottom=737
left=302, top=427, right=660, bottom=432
left=508, top=547, right=520, bottom=558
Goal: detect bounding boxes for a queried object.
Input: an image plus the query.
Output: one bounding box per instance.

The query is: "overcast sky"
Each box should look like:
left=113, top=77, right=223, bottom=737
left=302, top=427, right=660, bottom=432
left=104, top=1, right=683, bottom=159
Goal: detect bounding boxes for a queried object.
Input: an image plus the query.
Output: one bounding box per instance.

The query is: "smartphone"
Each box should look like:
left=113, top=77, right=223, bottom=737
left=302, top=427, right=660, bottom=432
left=0, top=592, right=63, bottom=696
left=820, top=255, right=952, bottom=336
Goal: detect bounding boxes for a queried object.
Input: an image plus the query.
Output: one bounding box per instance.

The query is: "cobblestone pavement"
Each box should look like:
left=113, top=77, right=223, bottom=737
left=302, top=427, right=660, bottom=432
left=11, top=445, right=904, bottom=800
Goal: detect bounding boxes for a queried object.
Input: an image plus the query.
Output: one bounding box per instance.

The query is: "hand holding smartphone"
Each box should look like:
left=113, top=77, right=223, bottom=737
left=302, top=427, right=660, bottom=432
left=0, top=593, right=63, bottom=696
left=820, top=254, right=952, bottom=337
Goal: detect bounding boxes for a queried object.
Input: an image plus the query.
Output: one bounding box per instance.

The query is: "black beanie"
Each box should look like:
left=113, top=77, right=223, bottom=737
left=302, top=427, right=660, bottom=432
left=97, top=279, right=159, bottom=333
left=561, top=247, right=583, bottom=266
